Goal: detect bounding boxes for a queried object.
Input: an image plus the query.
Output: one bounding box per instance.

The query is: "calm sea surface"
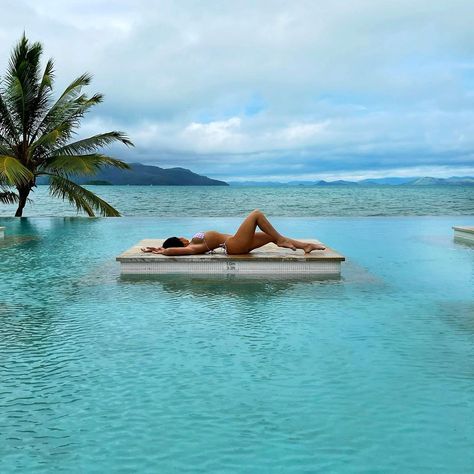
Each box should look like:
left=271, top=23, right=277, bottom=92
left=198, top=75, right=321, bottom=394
left=0, top=184, right=473, bottom=217
left=0, top=186, right=473, bottom=472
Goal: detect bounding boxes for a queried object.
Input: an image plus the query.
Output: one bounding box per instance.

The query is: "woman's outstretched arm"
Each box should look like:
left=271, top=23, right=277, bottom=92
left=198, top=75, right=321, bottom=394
left=155, top=244, right=208, bottom=256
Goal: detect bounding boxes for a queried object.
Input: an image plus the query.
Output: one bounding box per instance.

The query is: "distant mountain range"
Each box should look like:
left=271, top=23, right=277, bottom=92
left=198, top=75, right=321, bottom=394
left=229, top=176, right=474, bottom=186
left=38, top=162, right=228, bottom=186
left=401, top=176, right=474, bottom=186
left=36, top=163, right=474, bottom=187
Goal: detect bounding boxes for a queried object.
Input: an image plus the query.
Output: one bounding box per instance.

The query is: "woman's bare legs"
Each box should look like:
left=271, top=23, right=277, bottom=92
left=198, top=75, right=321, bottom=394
left=247, top=232, right=275, bottom=251
left=225, top=209, right=325, bottom=254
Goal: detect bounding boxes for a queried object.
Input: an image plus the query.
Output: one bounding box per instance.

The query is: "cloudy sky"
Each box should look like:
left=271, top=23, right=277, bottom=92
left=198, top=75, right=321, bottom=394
left=1, top=0, right=474, bottom=181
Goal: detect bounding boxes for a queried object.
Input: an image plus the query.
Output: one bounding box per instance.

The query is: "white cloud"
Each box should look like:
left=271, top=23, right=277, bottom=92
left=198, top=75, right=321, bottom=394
left=182, top=117, right=243, bottom=151
left=1, top=0, right=474, bottom=179
left=280, top=122, right=329, bottom=142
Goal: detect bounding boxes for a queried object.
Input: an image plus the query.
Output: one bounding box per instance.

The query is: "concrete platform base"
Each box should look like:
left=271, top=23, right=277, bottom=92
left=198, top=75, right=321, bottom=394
left=117, top=239, right=345, bottom=276
left=453, top=226, right=474, bottom=243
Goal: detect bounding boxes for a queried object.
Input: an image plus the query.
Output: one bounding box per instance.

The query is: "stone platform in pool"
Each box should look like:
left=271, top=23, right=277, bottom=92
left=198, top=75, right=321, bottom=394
left=453, top=226, right=474, bottom=243
left=117, top=239, right=345, bottom=275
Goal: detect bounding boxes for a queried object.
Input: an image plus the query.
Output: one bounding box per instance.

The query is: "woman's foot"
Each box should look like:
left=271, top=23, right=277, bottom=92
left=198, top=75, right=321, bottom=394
left=303, top=243, right=326, bottom=253
left=276, top=238, right=297, bottom=251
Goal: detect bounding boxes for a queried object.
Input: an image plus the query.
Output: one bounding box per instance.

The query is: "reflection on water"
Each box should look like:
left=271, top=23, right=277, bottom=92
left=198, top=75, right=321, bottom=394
left=438, top=301, right=474, bottom=335
left=0, top=234, right=40, bottom=249
left=454, top=236, right=474, bottom=248
left=120, top=273, right=342, bottom=299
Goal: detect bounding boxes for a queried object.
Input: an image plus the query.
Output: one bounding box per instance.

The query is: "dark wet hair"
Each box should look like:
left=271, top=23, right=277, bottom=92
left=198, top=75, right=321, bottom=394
left=162, top=237, right=185, bottom=248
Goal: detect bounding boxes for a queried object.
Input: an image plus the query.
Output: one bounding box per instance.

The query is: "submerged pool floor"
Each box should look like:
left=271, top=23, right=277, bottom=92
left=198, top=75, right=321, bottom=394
left=0, top=216, right=473, bottom=473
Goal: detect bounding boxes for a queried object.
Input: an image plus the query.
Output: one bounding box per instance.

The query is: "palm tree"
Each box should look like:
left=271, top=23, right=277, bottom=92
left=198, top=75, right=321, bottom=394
left=0, top=34, right=133, bottom=217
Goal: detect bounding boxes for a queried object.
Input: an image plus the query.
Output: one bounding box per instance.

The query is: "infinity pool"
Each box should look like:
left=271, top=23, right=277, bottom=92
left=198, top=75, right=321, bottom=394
left=0, top=216, right=473, bottom=472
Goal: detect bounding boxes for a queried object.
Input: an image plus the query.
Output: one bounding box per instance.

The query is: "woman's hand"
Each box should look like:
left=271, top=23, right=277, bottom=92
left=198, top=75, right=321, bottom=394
left=141, top=246, right=164, bottom=253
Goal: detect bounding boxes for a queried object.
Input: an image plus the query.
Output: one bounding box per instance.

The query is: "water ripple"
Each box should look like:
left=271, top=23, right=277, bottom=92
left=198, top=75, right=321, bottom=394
left=1, top=216, right=474, bottom=472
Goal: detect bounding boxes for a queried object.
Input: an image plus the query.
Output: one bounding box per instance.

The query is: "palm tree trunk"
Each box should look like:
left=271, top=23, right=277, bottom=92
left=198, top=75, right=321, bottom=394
left=15, top=186, right=31, bottom=217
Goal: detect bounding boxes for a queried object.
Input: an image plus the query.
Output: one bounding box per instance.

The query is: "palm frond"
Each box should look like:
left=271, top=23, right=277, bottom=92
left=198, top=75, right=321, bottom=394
left=28, top=58, right=55, bottom=136
left=39, top=58, right=54, bottom=91
left=58, top=73, right=92, bottom=102
left=8, top=76, right=26, bottom=127
left=6, top=35, right=42, bottom=85
left=0, top=91, right=18, bottom=143
left=29, top=73, right=94, bottom=142
left=29, top=123, right=68, bottom=155
left=42, top=153, right=130, bottom=176
left=0, top=190, right=19, bottom=204
left=49, top=175, right=121, bottom=217
left=0, top=142, right=15, bottom=156
left=0, top=155, right=33, bottom=185
left=6, top=35, right=42, bottom=94
left=50, top=131, right=133, bottom=156
left=4, top=35, right=44, bottom=135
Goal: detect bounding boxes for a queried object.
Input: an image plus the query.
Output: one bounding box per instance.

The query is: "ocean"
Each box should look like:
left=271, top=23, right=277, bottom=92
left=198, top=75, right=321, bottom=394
left=0, top=184, right=473, bottom=217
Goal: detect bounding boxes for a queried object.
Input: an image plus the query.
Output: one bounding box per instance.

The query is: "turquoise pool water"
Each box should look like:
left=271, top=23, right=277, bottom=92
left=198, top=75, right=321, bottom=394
left=0, top=216, right=473, bottom=472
